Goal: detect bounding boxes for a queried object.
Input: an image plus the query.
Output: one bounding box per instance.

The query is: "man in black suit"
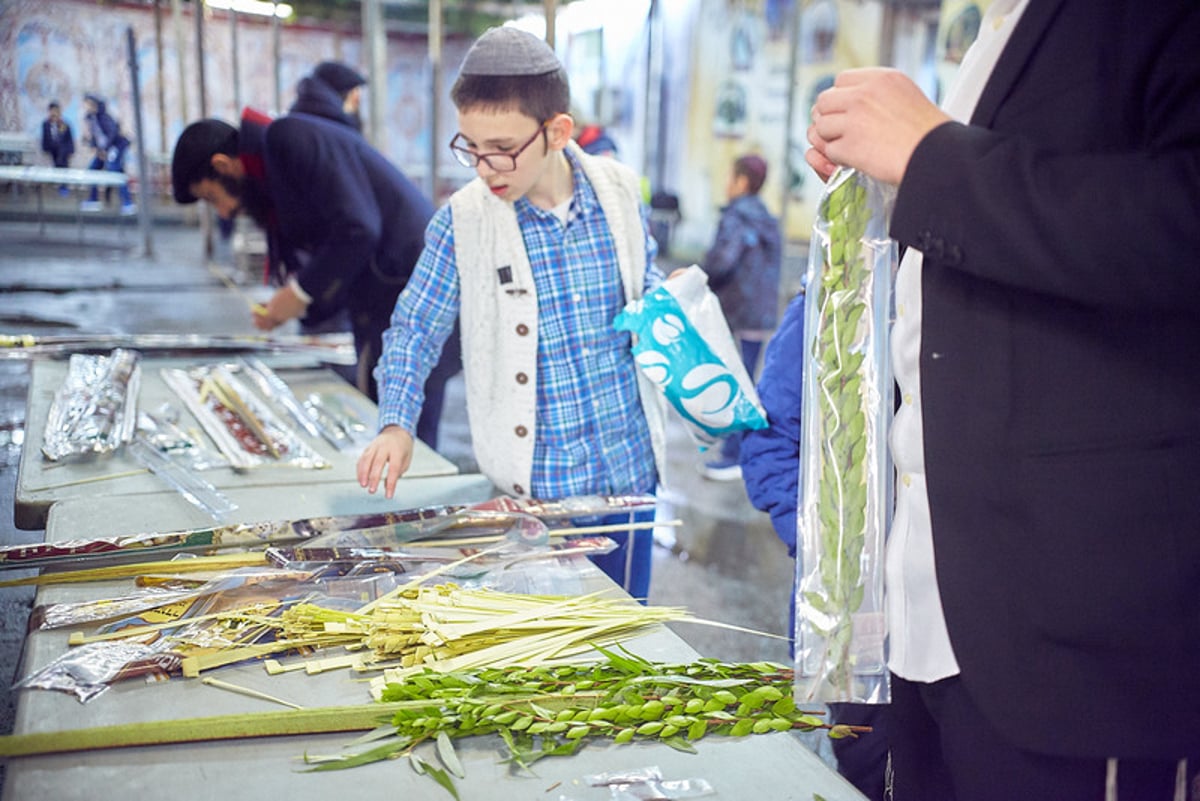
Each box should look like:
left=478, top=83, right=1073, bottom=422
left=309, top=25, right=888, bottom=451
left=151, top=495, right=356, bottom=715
left=806, top=1, right=1200, bottom=798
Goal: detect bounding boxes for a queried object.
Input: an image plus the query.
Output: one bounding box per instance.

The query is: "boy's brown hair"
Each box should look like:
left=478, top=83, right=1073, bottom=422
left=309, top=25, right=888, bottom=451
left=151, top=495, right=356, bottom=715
left=734, top=154, right=769, bottom=195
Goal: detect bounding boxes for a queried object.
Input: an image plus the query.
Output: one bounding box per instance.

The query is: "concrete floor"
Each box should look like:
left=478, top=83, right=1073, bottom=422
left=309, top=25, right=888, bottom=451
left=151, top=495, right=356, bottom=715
left=0, top=199, right=807, bottom=769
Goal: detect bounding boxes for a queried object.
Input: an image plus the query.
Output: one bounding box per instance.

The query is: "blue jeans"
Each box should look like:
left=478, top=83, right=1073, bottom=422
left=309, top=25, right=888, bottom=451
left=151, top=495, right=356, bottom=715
left=582, top=508, right=655, bottom=602
left=86, top=148, right=132, bottom=206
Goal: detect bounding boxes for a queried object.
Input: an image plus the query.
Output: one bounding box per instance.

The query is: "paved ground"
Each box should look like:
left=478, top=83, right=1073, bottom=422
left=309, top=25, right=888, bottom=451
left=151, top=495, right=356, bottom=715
left=0, top=193, right=813, bottom=779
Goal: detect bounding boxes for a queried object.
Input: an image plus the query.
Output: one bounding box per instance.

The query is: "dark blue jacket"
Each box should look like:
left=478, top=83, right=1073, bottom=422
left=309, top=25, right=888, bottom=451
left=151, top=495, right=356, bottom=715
left=41, top=117, right=75, bottom=165
left=83, top=97, right=129, bottom=154
left=288, top=76, right=361, bottom=132
left=701, top=193, right=781, bottom=332
left=260, top=112, right=430, bottom=338
left=739, top=291, right=804, bottom=556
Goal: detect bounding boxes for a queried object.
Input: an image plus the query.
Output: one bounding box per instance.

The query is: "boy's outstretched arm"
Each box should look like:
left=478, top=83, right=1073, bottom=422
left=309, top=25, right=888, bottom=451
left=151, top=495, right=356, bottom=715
left=357, top=425, right=414, bottom=499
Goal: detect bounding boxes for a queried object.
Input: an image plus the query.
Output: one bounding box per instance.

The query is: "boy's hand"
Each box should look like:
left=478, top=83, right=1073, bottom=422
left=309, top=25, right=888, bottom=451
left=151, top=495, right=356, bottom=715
left=357, top=425, right=414, bottom=499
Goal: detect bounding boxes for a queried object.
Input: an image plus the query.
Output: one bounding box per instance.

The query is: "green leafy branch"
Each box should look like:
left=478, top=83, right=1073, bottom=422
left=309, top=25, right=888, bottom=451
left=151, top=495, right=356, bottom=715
left=805, top=170, right=873, bottom=696
left=306, top=647, right=872, bottom=795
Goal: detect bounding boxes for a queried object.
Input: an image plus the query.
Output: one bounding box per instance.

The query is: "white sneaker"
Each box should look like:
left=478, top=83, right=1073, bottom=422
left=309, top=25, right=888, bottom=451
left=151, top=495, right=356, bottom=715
left=79, top=200, right=103, bottom=212
left=698, top=460, right=743, bottom=481
left=120, top=204, right=137, bottom=216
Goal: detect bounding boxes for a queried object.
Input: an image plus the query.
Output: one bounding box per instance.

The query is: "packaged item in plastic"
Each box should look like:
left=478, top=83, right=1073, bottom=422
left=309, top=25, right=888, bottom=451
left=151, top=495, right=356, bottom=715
left=614, top=265, right=767, bottom=449
left=795, top=167, right=896, bottom=704
left=161, top=363, right=329, bottom=470
left=41, top=348, right=141, bottom=461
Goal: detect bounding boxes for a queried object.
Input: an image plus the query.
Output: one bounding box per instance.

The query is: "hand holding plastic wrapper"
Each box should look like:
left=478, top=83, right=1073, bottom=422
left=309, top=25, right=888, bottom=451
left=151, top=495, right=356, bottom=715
left=614, top=265, right=767, bottom=449
left=795, top=168, right=896, bottom=704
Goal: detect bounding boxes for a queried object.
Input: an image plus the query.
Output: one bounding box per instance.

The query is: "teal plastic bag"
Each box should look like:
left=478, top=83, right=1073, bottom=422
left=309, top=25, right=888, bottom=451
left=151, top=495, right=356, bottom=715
left=614, top=265, right=768, bottom=450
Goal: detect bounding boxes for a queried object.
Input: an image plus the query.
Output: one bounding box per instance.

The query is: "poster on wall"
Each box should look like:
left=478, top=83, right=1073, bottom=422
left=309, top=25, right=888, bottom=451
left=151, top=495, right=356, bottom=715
left=681, top=0, right=794, bottom=254
left=782, top=0, right=885, bottom=243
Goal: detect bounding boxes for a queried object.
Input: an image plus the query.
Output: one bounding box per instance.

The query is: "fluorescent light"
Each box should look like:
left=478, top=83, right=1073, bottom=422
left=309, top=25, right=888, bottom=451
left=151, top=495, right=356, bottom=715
left=205, top=0, right=293, bottom=19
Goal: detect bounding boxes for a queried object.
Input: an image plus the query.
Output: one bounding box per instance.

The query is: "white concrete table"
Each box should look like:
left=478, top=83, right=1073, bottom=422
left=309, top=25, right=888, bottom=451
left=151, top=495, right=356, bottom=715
left=2, top=487, right=868, bottom=801
left=0, top=164, right=132, bottom=238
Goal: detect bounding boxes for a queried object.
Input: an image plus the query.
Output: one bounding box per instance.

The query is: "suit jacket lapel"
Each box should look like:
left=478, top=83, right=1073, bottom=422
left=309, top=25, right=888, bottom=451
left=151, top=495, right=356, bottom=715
left=971, top=0, right=1068, bottom=126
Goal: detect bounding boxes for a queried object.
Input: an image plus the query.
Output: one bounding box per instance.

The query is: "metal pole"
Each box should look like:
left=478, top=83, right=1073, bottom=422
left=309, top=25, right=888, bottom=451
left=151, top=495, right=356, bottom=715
left=195, top=1, right=211, bottom=258
left=126, top=27, right=154, bottom=257
left=153, top=0, right=166, bottom=153
left=643, top=0, right=664, bottom=188
left=231, top=8, right=241, bottom=115
left=778, top=0, right=803, bottom=237
left=170, top=0, right=189, bottom=123
left=272, top=2, right=282, bottom=115
left=362, top=0, right=387, bottom=149
left=195, top=1, right=207, bottom=116
left=428, top=0, right=442, bottom=201
left=543, top=0, right=556, bottom=49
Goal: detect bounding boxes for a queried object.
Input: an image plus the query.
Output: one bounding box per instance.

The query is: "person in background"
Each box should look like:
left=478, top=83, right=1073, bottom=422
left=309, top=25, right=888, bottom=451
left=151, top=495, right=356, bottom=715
left=286, top=60, right=370, bottom=385
left=806, top=1, right=1200, bottom=798
left=41, top=101, right=75, bottom=195
left=357, top=26, right=668, bottom=599
left=79, top=93, right=135, bottom=215
left=290, top=61, right=366, bottom=132
left=698, top=153, right=781, bottom=481
left=169, top=109, right=461, bottom=448
left=575, top=121, right=618, bottom=158
left=740, top=291, right=891, bottom=801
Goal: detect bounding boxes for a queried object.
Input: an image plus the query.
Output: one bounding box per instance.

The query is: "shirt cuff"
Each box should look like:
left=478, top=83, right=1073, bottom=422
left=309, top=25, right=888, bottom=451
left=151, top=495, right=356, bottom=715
left=286, top=276, right=312, bottom=305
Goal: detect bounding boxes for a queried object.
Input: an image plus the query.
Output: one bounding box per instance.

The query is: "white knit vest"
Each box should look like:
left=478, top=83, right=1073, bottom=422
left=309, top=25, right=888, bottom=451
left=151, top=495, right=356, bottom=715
left=450, top=141, right=667, bottom=498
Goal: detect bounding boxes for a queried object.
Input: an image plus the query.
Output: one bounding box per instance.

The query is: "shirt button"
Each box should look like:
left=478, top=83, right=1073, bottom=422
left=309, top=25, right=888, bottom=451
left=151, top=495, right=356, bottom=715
left=904, top=393, right=913, bottom=405
left=515, top=323, right=529, bottom=336
left=902, top=474, right=912, bottom=487
left=512, top=483, right=525, bottom=495
left=515, top=425, right=528, bottom=437
left=515, top=372, right=528, bottom=385
left=897, top=303, right=906, bottom=317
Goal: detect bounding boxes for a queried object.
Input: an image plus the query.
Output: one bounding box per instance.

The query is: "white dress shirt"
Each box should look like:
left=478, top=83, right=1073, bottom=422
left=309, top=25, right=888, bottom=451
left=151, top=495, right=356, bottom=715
left=886, top=0, right=1030, bottom=682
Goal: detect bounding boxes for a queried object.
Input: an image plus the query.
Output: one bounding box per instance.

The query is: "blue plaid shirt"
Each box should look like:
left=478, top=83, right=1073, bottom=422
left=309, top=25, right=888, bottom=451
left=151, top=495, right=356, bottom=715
left=375, top=149, right=663, bottom=499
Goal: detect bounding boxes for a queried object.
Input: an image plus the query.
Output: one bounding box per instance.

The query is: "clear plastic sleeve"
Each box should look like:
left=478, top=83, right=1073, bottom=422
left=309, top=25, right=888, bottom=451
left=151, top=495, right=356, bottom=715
left=794, top=168, right=896, bottom=704
left=161, top=363, right=330, bottom=470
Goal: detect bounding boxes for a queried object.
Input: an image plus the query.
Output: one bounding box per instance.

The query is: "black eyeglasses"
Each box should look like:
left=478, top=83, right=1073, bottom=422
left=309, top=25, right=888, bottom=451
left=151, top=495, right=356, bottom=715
left=448, top=121, right=548, bottom=172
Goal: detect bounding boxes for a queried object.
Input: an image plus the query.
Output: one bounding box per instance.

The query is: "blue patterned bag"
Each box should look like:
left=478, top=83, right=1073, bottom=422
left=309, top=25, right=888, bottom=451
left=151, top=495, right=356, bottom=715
left=614, top=265, right=768, bottom=449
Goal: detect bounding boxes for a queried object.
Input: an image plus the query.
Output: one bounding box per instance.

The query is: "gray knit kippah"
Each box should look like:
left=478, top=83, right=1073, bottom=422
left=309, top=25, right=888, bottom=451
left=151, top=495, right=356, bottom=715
left=459, top=26, right=561, bottom=76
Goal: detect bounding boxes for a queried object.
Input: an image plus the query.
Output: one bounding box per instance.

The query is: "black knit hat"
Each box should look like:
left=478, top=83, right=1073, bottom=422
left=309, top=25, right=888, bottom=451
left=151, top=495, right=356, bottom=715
left=171, top=119, right=238, bottom=204
left=313, top=61, right=366, bottom=94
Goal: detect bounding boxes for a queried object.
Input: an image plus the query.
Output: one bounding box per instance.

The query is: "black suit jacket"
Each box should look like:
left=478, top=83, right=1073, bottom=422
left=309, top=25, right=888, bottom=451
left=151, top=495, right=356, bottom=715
left=891, top=0, right=1200, bottom=759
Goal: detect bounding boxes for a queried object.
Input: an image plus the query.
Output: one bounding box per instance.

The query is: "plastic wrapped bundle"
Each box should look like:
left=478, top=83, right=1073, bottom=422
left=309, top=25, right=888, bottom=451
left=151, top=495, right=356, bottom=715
left=41, top=348, right=141, bottom=461
left=795, top=168, right=896, bottom=704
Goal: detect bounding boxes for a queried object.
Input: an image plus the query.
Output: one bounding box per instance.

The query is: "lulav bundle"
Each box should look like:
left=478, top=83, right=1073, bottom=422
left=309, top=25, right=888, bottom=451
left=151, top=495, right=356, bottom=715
left=796, top=168, right=896, bottom=704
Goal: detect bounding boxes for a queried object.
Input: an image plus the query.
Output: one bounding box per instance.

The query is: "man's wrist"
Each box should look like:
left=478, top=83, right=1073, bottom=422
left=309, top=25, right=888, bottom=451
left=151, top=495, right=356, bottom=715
left=286, top=276, right=312, bottom=305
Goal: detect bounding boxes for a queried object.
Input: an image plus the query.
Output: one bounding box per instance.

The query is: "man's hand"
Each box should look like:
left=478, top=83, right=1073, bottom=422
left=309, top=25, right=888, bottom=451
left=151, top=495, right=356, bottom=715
left=806, top=68, right=951, bottom=186
left=252, top=284, right=308, bottom=331
left=357, top=425, right=415, bottom=499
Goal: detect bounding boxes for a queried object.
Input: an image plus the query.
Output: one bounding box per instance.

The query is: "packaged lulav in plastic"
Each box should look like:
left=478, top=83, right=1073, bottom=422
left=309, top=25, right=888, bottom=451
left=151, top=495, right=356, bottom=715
left=795, top=167, right=897, bottom=704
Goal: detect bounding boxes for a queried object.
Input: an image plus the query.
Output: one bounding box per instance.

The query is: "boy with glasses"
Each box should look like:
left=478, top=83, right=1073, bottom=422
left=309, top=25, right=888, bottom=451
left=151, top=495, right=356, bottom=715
left=358, top=26, right=668, bottom=599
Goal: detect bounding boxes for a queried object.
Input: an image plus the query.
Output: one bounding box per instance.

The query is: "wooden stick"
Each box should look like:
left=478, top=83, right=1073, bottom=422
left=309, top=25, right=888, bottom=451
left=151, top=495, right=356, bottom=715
left=399, top=519, right=682, bottom=549
left=25, top=468, right=150, bottom=492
